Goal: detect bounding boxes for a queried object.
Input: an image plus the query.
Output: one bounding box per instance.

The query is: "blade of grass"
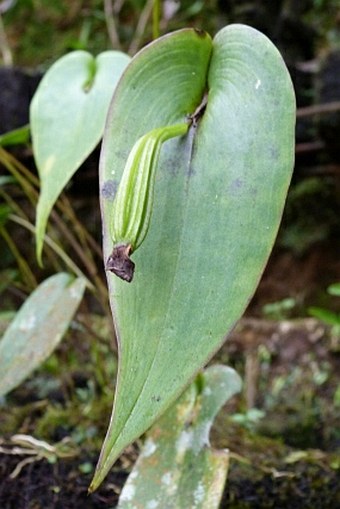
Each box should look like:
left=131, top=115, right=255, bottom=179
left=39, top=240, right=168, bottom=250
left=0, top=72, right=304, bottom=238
left=152, top=0, right=160, bottom=39
left=0, top=148, right=112, bottom=329
left=0, top=225, right=37, bottom=290
left=8, top=214, right=94, bottom=291
left=129, top=0, right=154, bottom=54
left=104, top=0, right=121, bottom=49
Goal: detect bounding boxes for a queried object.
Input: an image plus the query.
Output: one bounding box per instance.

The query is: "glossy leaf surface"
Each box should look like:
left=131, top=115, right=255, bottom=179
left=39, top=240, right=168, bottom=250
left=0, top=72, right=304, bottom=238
left=117, top=365, right=241, bottom=509
left=93, top=24, right=295, bottom=489
left=0, top=273, right=85, bottom=396
left=30, top=50, right=130, bottom=263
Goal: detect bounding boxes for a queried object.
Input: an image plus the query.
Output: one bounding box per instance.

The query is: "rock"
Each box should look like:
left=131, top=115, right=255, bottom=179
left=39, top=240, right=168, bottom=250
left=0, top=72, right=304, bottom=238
left=0, top=66, right=41, bottom=134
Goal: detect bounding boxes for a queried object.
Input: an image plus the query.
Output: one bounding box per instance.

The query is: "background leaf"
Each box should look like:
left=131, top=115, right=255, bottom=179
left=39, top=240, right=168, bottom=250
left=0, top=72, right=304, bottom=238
left=308, top=307, right=340, bottom=326
left=328, top=283, right=340, bottom=297
left=30, top=50, right=130, bottom=263
left=117, top=365, right=242, bottom=509
left=0, top=273, right=86, bottom=397
left=93, top=24, right=295, bottom=488
left=0, top=125, right=30, bottom=147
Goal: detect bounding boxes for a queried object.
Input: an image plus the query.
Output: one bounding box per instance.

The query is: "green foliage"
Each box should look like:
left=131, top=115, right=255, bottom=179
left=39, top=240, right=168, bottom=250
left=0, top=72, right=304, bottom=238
left=0, top=273, right=85, bottom=397
left=262, top=298, right=296, bottom=320
left=309, top=306, right=340, bottom=327
left=0, top=48, right=127, bottom=392
left=334, top=385, right=340, bottom=407
left=328, top=283, right=340, bottom=297
left=107, top=122, right=189, bottom=282
left=0, top=203, right=11, bottom=226
left=279, top=177, right=339, bottom=254
left=0, top=269, right=17, bottom=297
left=3, top=0, right=109, bottom=65
left=94, top=24, right=295, bottom=489
left=30, top=50, right=130, bottom=263
left=308, top=283, right=340, bottom=327
left=0, top=125, right=30, bottom=147
left=231, top=408, right=266, bottom=431
left=1, top=7, right=297, bottom=499
left=1, top=2, right=339, bottom=504
left=117, top=365, right=242, bottom=509
left=309, top=283, right=340, bottom=345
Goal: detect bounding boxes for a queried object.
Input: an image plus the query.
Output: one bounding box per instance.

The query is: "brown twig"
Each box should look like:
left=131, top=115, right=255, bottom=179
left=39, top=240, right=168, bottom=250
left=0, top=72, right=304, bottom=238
left=113, top=0, right=125, bottom=14
left=295, top=140, right=325, bottom=154
left=128, top=0, right=154, bottom=55
left=0, top=11, right=12, bottom=65
left=104, top=0, right=121, bottom=49
left=296, top=164, right=340, bottom=177
left=297, top=101, right=340, bottom=118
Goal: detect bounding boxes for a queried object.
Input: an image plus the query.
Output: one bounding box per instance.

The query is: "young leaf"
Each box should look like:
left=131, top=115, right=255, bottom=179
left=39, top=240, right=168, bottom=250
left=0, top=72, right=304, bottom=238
left=93, top=24, right=295, bottom=489
left=328, top=283, right=340, bottom=297
left=308, top=307, right=340, bottom=326
left=30, top=50, right=130, bottom=264
left=0, top=273, right=85, bottom=397
left=117, top=365, right=242, bottom=509
left=0, top=124, right=30, bottom=147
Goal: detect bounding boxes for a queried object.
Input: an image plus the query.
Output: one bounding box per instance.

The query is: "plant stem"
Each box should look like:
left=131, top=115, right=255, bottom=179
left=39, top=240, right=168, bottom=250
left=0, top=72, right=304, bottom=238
left=0, top=225, right=37, bottom=290
left=152, top=0, right=160, bottom=39
left=0, top=147, right=106, bottom=293
left=0, top=12, right=12, bottom=65
left=297, top=100, right=340, bottom=118
left=129, top=0, right=153, bottom=54
left=9, top=214, right=95, bottom=291
left=104, top=0, right=121, bottom=49
left=113, top=0, right=125, bottom=14
left=0, top=148, right=38, bottom=206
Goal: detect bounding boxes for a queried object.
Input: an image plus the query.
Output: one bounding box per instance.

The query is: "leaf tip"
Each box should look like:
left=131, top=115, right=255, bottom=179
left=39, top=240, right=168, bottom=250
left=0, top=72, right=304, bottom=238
left=88, top=464, right=107, bottom=493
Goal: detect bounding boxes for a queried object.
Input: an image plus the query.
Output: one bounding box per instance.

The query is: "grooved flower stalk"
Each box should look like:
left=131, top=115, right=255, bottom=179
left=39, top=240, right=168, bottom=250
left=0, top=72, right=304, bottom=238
left=106, top=122, right=189, bottom=282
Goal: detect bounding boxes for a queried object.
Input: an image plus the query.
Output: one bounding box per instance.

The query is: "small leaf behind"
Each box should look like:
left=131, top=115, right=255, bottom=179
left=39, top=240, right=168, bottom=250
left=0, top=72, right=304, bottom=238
left=117, top=365, right=242, bottom=509
left=0, top=273, right=86, bottom=396
left=31, top=50, right=130, bottom=263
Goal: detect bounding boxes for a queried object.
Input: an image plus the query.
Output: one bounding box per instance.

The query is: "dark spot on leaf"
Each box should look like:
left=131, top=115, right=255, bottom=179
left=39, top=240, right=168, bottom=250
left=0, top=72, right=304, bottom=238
left=151, top=395, right=161, bottom=403
left=187, top=161, right=197, bottom=178
left=101, top=179, right=118, bottom=200
left=231, top=178, right=243, bottom=190
left=250, top=187, right=258, bottom=198
left=269, top=146, right=279, bottom=160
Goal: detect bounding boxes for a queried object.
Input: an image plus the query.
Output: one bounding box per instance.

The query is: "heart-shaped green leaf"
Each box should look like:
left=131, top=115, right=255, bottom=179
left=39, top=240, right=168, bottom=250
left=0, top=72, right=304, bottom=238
left=117, top=365, right=241, bottom=509
left=92, top=24, right=295, bottom=489
left=0, top=273, right=85, bottom=396
left=30, top=50, right=130, bottom=263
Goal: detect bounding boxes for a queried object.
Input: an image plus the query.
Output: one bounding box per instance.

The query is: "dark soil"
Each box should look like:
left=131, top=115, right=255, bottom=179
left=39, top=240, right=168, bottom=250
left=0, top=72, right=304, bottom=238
left=224, top=462, right=340, bottom=509
left=0, top=455, right=126, bottom=509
